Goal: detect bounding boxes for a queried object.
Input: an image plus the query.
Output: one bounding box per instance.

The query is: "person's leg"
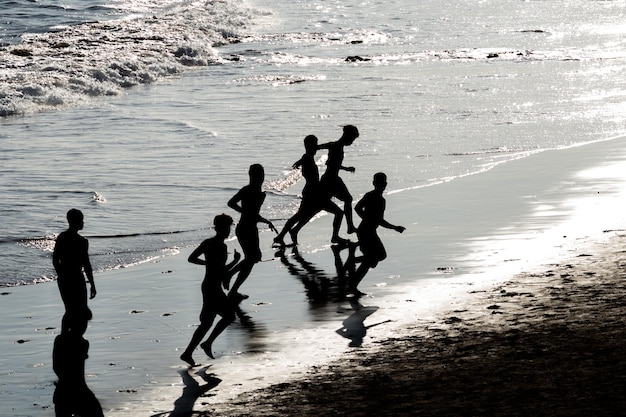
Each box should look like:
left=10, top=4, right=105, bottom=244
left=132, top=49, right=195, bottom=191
left=200, top=318, right=231, bottom=359
left=180, top=317, right=215, bottom=366
left=333, top=180, right=355, bottom=234
left=74, top=387, right=104, bottom=417
left=229, top=259, right=254, bottom=299
left=274, top=211, right=302, bottom=245
left=323, top=201, right=346, bottom=243
left=348, top=261, right=372, bottom=296
left=58, top=278, right=88, bottom=333
left=200, top=309, right=236, bottom=359
left=343, top=196, right=355, bottom=234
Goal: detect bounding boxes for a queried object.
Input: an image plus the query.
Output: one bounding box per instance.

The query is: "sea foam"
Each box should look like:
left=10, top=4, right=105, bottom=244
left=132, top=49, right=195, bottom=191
left=0, top=0, right=259, bottom=116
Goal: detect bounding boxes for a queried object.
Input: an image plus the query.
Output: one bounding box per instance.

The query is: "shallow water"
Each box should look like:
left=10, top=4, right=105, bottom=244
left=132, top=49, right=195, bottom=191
left=1, top=0, right=625, bottom=287
left=3, top=136, right=626, bottom=417
left=1, top=1, right=626, bottom=411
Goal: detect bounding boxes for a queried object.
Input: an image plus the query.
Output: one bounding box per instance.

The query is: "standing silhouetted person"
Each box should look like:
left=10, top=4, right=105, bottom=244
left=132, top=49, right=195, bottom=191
left=53, top=307, right=104, bottom=417
left=53, top=208, right=96, bottom=333
left=180, top=214, right=241, bottom=365
left=274, top=135, right=344, bottom=246
left=317, top=125, right=359, bottom=243
left=349, top=172, right=405, bottom=296
left=227, top=164, right=276, bottom=300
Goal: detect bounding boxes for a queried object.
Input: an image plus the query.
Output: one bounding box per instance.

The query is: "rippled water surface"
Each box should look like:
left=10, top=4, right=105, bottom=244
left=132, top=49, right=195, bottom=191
left=1, top=0, right=625, bottom=285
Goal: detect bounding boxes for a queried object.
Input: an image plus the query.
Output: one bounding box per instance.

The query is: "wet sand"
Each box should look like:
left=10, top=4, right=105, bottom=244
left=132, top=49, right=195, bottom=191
left=3, top=138, right=626, bottom=416
left=207, top=232, right=626, bottom=416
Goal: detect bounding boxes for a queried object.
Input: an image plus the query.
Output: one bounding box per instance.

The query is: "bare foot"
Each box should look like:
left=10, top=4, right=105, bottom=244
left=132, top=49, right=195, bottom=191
left=180, top=352, right=197, bottom=367
left=273, top=236, right=286, bottom=247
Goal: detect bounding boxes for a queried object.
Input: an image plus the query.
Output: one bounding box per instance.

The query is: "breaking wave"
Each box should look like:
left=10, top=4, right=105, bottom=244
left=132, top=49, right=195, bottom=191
left=0, top=0, right=263, bottom=116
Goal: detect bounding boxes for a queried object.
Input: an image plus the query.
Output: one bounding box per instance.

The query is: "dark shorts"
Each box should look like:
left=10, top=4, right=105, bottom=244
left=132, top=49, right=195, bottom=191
left=200, top=292, right=235, bottom=322
left=358, top=229, right=387, bottom=267
left=236, top=221, right=262, bottom=262
left=320, top=175, right=352, bottom=202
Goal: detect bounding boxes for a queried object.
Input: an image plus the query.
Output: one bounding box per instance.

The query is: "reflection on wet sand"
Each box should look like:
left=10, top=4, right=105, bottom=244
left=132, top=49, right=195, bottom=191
left=336, top=299, right=392, bottom=347
left=275, top=244, right=357, bottom=304
left=152, top=366, right=221, bottom=417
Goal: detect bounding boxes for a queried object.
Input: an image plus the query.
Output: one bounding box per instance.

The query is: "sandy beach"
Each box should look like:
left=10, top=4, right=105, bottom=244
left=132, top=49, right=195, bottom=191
left=2, top=138, right=626, bottom=416
left=208, top=231, right=626, bottom=416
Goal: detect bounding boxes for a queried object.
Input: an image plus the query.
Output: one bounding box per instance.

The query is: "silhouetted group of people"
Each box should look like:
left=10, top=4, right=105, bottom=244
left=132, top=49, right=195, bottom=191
left=52, top=125, right=405, bottom=377
left=178, top=125, right=405, bottom=365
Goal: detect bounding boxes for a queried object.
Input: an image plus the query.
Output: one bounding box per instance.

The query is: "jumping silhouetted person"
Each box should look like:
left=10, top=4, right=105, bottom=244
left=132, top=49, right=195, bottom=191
left=227, top=164, right=276, bottom=300
left=317, top=125, right=359, bottom=243
left=349, top=172, right=405, bottom=296
left=53, top=307, right=104, bottom=417
left=180, top=214, right=241, bottom=365
left=273, top=135, right=344, bottom=246
left=53, top=208, right=96, bottom=333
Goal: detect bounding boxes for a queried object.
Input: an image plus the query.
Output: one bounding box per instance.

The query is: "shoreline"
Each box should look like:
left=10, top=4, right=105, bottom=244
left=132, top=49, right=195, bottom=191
left=207, top=231, right=626, bottom=416
left=3, top=137, right=626, bottom=416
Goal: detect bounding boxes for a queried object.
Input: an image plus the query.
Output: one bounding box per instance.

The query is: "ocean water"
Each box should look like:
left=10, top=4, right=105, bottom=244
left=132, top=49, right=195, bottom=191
left=1, top=0, right=626, bottom=287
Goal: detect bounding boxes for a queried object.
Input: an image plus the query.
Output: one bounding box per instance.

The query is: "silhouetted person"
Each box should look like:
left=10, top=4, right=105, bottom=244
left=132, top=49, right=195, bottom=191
left=274, top=135, right=319, bottom=246
left=317, top=125, right=359, bottom=243
left=349, top=172, right=405, bottom=296
left=227, top=164, right=276, bottom=300
left=274, top=135, right=344, bottom=246
left=286, top=126, right=359, bottom=245
left=180, top=214, right=241, bottom=365
left=53, top=307, right=104, bottom=417
left=53, top=208, right=96, bottom=333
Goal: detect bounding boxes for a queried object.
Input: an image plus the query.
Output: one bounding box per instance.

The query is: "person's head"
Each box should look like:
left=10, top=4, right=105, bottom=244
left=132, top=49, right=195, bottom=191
left=66, top=208, right=84, bottom=231
left=213, top=213, right=234, bottom=238
left=304, top=135, right=318, bottom=153
left=341, top=125, right=359, bottom=145
left=373, top=172, right=387, bottom=191
left=249, top=163, right=265, bottom=186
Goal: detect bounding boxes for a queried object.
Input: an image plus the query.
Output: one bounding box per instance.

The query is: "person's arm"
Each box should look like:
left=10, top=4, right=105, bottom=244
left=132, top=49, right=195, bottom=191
left=340, top=165, right=355, bottom=173
left=227, top=189, right=244, bottom=214
left=354, top=193, right=368, bottom=219
left=380, top=218, right=406, bottom=233
left=84, top=240, right=96, bottom=299
left=257, top=215, right=277, bottom=233
left=256, top=194, right=277, bottom=233
left=225, top=249, right=242, bottom=279
left=317, top=141, right=333, bottom=150
left=292, top=157, right=304, bottom=170
left=52, top=241, right=61, bottom=275
left=188, top=242, right=207, bottom=265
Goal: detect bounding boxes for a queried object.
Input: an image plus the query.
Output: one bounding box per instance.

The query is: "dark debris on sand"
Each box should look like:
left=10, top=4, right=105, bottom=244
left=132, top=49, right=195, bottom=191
left=203, top=238, right=626, bottom=417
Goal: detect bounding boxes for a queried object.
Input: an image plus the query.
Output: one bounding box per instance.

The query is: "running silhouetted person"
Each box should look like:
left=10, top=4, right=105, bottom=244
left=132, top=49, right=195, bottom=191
left=227, top=163, right=276, bottom=300
left=274, top=135, right=344, bottom=246
left=285, top=126, right=359, bottom=244
left=317, top=125, right=359, bottom=243
left=53, top=307, right=104, bottom=417
left=180, top=214, right=241, bottom=365
left=53, top=208, right=96, bottom=333
left=349, top=172, right=405, bottom=296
